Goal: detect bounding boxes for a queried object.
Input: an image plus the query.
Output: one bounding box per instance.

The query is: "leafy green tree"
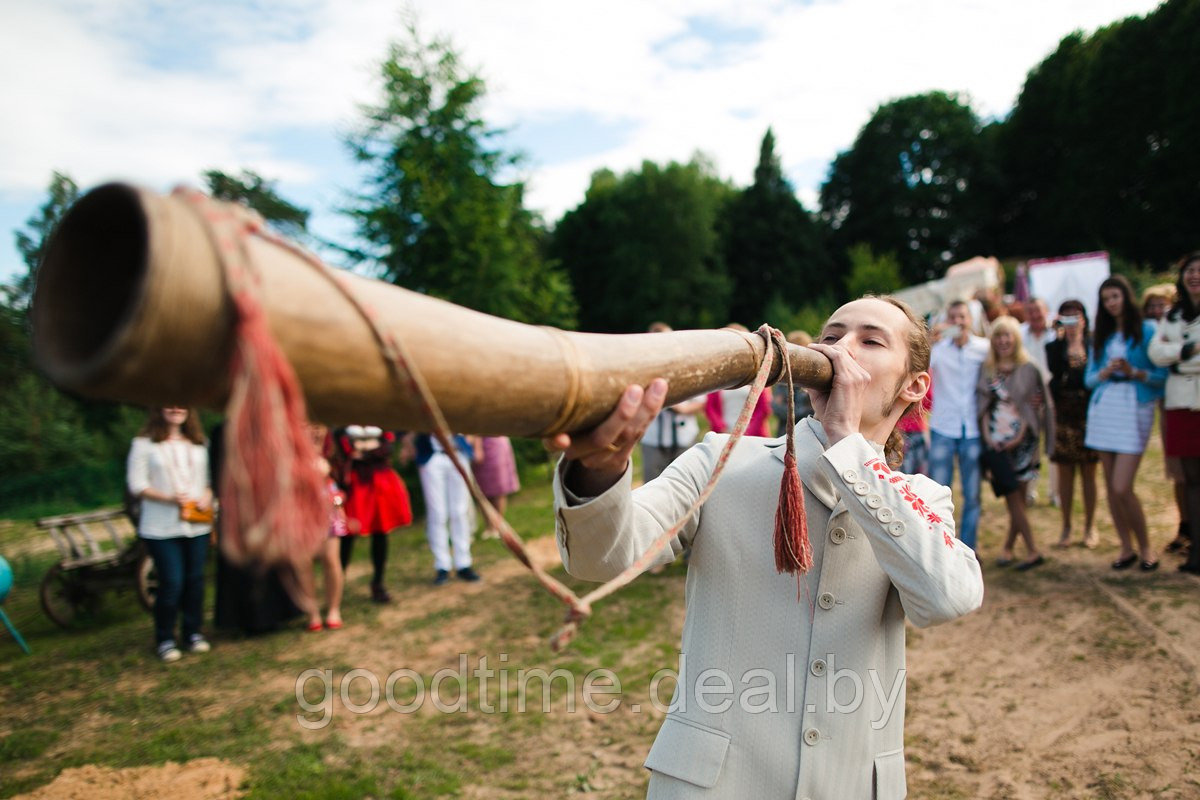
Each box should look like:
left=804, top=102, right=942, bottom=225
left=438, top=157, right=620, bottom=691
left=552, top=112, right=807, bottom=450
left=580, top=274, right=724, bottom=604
left=844, top=244, right=904, bottom=298
left=720, top=129, right=832, bottom=326
left=12, top=171, right=79, bottom=311
left=820, top=91, right=992, bottom=284
left=1, top=172, right=143, bottom=500
left=202, top=169, right=310, bottom=240
left=346, top=24, right=575, bottom=328
left=551, top=156, right=734, bottom=333
left=996, top=0, right=1200, bottom=266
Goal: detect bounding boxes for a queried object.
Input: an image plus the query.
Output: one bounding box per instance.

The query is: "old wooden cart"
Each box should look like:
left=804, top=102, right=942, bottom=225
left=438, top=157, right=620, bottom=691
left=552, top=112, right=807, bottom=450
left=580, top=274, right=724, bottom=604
left=37, top=508, right=156, bottom=627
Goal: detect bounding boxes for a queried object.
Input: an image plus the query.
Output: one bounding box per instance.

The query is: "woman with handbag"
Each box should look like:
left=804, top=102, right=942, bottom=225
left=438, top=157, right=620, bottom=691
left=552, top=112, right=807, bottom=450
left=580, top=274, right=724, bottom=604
left=1149, top=252, right=1200, bottom=574
left=1084, top=275, right=1167, bottom=571
left=977, top=317, right=1054, bottom=571
left=126, top=406, right=213, bottom=662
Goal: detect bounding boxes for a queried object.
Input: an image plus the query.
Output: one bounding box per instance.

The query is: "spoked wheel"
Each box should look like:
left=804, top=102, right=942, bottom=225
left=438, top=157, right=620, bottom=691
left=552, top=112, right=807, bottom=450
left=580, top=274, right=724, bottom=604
left=40, top=564, right=99, bottom=628
left=136, top=553, right=157, bottom=612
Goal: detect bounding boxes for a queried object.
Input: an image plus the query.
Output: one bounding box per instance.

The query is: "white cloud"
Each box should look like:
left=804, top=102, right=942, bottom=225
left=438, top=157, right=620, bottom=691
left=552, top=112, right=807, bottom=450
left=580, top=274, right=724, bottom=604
left=0, top=0, right=1165, bottom=241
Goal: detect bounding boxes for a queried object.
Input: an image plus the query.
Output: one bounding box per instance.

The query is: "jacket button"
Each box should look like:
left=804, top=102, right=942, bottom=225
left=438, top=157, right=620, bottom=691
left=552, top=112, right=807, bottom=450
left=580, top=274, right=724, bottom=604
left=818, top=592, right=835, bottom=610
left=842, top=469, right=858, bottom=483
left=888, top=520, right=906, bottom=537
left=803, top=727, right=821, bottom=746
left=866, top=493, right=883, bottom=509
left=810, top=658, right=827, bottom=676
left=829, top=527, right=847, bottom=544
left=853, top=481, right=870, bottom=496
left=876, top=507, right=895, bottom=523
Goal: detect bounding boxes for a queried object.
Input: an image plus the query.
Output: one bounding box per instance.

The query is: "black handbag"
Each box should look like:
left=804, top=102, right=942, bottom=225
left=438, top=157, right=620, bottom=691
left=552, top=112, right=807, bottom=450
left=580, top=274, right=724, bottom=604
left=980, top=446, right=1020, bottom=498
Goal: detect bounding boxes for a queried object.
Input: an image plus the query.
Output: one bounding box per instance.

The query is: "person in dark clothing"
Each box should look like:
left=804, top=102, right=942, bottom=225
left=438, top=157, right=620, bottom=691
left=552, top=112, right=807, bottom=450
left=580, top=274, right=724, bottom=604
left=209, top=422, right=302, bottom=634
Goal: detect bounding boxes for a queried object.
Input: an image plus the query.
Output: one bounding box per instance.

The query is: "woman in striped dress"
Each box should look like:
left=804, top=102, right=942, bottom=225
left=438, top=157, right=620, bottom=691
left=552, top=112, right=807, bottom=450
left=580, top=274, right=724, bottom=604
left=1084, top=276, right=1166, bottom=571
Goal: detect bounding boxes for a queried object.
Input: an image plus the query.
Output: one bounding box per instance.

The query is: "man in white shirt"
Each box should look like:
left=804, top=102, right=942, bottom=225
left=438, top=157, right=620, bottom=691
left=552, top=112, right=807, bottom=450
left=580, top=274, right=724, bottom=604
left=929, top=300, right=990, bottom=551
left=1020, top=298, right=1054, bottom=379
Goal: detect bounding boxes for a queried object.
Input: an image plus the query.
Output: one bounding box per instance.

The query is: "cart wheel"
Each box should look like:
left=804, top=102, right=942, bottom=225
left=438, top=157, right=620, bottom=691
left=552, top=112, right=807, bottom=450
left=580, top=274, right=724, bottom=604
left=136, top=553, right=157, bottom=611
left=40, top=564, right=96, bottom=628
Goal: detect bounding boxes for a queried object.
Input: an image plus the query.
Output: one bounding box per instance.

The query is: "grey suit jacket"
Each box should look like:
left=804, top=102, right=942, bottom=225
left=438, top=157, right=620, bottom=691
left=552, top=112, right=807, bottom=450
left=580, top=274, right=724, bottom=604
left=553, top=419, right=985, bottom=800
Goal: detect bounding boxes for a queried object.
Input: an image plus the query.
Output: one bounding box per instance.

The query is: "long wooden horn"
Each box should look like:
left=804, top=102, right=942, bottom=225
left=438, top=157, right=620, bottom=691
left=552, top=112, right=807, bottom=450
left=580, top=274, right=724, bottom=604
left=31, top=183, right=832, bottom=434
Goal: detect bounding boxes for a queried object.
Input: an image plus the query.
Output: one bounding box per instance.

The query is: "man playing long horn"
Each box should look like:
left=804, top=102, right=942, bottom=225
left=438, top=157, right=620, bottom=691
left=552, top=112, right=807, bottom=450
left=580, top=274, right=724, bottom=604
left=546, top=296, right=985, bottom=799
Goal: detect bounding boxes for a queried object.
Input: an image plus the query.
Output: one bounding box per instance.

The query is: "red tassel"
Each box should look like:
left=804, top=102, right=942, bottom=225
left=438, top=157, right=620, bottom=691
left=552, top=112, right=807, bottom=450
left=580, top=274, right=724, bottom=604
left=768, top=326, right=812, bottom=575
left=219, top=289, right=329, bottom=567
left=774, top=447, right=812, bottom=574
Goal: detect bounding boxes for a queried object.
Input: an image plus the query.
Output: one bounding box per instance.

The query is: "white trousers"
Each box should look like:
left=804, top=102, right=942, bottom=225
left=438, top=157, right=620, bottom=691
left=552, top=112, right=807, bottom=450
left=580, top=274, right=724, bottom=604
left=419, top=452, right=473, bottom=571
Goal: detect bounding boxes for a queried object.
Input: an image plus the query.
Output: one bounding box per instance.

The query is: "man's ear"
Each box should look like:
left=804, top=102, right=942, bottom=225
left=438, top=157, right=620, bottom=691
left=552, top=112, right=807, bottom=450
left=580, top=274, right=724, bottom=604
left=898, top=371, right=930, bottom=406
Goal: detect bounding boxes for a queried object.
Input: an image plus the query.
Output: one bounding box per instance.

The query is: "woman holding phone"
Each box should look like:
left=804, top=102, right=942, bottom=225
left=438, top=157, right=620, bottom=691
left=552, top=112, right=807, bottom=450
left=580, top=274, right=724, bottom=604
left=1046, top=300, right=1099, bottom=548
left=1084, top=276, right=1166, bottom=571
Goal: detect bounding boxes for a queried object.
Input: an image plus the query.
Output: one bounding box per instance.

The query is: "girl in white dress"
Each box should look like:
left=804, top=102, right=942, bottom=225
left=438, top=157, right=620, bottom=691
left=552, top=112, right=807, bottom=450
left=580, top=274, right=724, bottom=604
left=1083, top=276, right=1167, bottom=571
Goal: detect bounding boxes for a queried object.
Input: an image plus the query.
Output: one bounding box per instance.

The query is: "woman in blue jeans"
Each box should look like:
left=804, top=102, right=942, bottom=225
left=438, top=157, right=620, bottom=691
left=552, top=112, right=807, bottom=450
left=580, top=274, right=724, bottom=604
left=127, top=407, right=214, bottom=662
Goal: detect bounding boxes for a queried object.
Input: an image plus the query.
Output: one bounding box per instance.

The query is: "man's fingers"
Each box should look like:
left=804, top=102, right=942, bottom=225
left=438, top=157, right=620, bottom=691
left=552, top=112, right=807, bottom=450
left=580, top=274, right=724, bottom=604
left=542, top=432, right=573, bottom=453
left=550, top=380, right=670, bottom=466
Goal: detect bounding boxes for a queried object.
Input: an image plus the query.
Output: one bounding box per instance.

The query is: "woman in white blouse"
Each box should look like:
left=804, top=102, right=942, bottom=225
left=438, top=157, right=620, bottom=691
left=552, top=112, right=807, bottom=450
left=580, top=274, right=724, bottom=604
left=126, top=406, right=213, bottom=662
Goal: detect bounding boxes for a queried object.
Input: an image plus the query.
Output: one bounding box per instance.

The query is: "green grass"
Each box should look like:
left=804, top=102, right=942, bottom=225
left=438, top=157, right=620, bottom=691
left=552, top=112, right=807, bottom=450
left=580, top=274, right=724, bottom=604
left=0, top=455, right=674, bottom=799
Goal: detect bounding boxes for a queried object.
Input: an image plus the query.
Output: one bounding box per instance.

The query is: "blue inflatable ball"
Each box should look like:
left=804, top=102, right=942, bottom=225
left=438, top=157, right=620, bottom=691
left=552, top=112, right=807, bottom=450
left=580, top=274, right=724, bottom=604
left=0, top=555, right=12, bottom=602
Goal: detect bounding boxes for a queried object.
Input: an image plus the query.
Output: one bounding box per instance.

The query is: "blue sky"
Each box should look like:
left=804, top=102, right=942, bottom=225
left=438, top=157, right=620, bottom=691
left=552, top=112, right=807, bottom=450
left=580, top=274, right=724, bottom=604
left=0, top=0, right=1164, bottom=282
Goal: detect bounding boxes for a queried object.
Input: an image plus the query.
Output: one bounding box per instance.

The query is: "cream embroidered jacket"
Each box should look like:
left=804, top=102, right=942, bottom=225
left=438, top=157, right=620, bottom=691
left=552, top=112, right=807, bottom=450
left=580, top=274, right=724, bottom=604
left=553, top=418, right=985, bottom=800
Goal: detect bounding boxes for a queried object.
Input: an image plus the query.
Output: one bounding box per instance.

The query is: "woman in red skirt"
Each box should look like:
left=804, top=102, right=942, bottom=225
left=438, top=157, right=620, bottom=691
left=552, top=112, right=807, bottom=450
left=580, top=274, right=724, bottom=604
left=1149, top=252, right=1200, bottom=574
left=333, top=426, right=413, bottom=601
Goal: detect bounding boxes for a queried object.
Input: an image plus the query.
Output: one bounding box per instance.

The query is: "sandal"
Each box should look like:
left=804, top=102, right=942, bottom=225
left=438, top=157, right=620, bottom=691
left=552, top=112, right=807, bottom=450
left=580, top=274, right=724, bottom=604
left=1111, top=553, right=1138, bottom=570
left=306, top=621, right=324, bottom=633
left=1015, top=555, right=1046, bottom=572
left=1139, top=560, right=1159, bottom=572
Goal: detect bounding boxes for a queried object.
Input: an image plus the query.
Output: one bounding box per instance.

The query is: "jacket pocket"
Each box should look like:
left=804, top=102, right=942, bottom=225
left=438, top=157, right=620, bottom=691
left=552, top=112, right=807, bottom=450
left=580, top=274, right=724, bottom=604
left=643, top=715, right=732, bottom=789
left=873, top=748, right=907, bottom=800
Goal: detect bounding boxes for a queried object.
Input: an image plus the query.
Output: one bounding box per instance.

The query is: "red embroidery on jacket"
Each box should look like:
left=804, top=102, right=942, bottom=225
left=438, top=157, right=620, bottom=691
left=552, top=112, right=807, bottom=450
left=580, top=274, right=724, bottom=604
left=864, top=458, right=954, bottom=546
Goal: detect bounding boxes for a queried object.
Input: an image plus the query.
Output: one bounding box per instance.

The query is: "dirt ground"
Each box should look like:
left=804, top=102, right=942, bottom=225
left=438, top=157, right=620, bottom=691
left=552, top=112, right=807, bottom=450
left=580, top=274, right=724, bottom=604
left=9, top=477, right=1200, bottom=799
left=12, top=759, right=245, bottom=800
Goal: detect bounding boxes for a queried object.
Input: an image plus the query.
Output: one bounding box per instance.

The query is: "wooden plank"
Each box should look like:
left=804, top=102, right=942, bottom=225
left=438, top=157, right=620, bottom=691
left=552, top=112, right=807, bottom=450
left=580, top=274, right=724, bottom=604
left=36, top=507, right=126, bottom=528
left=100, top=517, right=127, bottom=550
left=46, top=526, right=75, bottom=560
left=76, top=522, right=104, bottom=558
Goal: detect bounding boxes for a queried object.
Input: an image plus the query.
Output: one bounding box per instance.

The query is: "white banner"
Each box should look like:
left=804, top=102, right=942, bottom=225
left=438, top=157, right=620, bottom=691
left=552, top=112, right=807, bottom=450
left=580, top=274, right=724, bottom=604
left=1028, top=252, right=1110, bottom=324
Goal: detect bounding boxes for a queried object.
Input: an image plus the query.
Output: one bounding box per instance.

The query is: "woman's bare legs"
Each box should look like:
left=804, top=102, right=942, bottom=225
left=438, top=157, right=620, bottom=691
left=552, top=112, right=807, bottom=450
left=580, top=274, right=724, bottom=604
left=322, top=537, right=344, bottom=627
left=1006, top=482, right=1040, bottom=565
left=481, top=494, right=507, bottom=539
left=1081, top=461, right=1099, bottom=547
left=1100, top=451, right=1151, bottom=562
left=1056, top=462, right=1076, bottom=546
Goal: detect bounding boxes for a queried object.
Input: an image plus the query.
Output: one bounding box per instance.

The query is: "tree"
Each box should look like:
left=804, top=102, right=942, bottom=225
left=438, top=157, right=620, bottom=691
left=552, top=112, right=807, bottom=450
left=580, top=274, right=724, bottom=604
left=1, top=171, right=142, bottom=497
left=12, top=171, right=79, bottom=310
left=996, top=0, right=1200, bottom=267
left=346, top=24, right=575, bottom=328
left=202, top=169, right=310, bottom=240
left=720, top=129, right=832, bottom=326
left=551, top=157, right=734, bottom=333
left=844, top=244, right=903, bottom=299
left=820, top=92, right=993, bottom=284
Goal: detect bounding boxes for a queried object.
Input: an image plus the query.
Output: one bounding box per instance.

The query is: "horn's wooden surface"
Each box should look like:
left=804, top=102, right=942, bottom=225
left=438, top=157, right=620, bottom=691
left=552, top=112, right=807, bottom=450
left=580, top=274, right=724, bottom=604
left=31, top=184, right=833, bottom=436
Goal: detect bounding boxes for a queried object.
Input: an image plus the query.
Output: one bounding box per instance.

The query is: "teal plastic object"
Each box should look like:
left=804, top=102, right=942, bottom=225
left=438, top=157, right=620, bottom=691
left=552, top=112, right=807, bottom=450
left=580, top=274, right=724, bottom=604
left=0, top=555, right=31, bottom=654
left=0, top=555, right=11, bottom=601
